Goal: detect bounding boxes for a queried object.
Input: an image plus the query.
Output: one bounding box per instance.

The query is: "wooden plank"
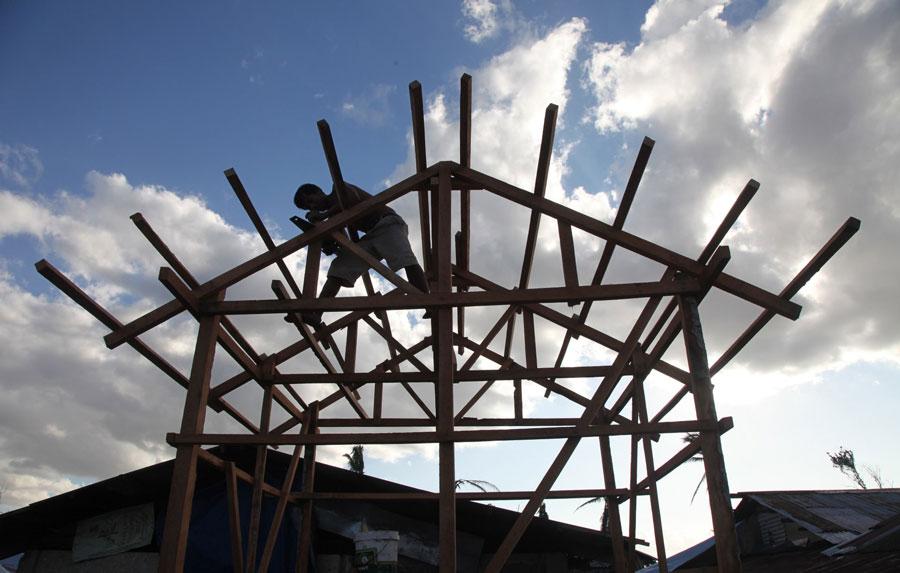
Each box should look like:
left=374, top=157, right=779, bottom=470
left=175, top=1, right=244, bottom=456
left=458, top=74, right=472, bottom=354
left=459, top=74, right=472, bottom=168
left=206, top=278, right=702, bottom=315
left=275, top=364, right=619, bottom=385
left=558, top=220, right=579, bottom=296
left=158, top=291, right=224, bottom=572
left=225, top=462, right=245, bottom=573
left=453, top=163, right=802, bottom=320
left=297, top=404, right=320, bottom=573
left=302, top=241, right=321, bottom=301
left=168, top=419, right=722, bottom=446
left=287, top=488, right=635, bottom=501
left=244, top=385, right=273, bottom=573
left=409, top=80, right=433, bottom=277
left=523, top=309, right=537, bottom=369
left=635, top=382, right=667, bottom=572
left=434, top=164, right=457, bottom=572
left=519, top=104, right=557, bottom=288
left=678, top=294, right=742, bottom=573
left=599, top=436, right=629, bottom=573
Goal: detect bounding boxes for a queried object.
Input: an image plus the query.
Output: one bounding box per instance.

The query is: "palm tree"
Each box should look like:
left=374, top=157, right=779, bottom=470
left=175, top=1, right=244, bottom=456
left=344, top=445, right=365, bottom=475
left=683, top=432, right=706, bottom=503
left=827, top=446, right=887, bottom=489
left=453, top=479, right=499, bottom=493
left=575, top=497, right=609, bottom=532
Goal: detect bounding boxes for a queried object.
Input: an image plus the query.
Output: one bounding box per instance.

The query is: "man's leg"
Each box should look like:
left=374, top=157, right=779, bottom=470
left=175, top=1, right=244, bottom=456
left=404, top=264, right=429, bottom=294
left=300, top=276, right=348, bottom=328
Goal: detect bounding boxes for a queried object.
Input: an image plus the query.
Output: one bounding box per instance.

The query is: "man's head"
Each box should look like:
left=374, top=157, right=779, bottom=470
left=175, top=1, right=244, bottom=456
left=294, top=183, right=327, bottom=210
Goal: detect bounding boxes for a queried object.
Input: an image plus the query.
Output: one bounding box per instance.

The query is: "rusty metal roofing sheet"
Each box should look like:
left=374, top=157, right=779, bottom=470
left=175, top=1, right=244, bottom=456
left=738, top=489, right=900, bottom=541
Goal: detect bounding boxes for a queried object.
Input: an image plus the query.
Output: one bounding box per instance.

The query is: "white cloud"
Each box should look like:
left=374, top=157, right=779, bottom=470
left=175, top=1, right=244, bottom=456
left=0, top=143, right=44, bottom=188
left=340, top=84, right=397, bottom=127
left=462, top=0, right=501, bottom=43
left=583, top=0, right=900, bottom=389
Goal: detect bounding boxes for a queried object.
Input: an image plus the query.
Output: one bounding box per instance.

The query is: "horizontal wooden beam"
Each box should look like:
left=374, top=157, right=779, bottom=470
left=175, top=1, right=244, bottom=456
left=274, top=365, right=622, bottom=385
left=168, top=418, right=727, bottom=446
left=203, top=279, right=702, bottom=315
left=289, top=488, right=635, bottom=502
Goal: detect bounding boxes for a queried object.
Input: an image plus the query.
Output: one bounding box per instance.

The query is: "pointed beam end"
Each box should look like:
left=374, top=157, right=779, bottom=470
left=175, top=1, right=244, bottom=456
left=641, top=136, right=655, bottom=148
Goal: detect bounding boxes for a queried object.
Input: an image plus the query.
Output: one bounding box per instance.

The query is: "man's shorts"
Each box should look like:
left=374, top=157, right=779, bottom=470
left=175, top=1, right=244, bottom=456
left=327, top=214, right=420, bottom=284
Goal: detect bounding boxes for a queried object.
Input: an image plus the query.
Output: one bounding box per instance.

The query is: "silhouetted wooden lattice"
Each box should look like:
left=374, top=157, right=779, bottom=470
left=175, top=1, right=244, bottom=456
left=36, top=74, right=859, bottom=573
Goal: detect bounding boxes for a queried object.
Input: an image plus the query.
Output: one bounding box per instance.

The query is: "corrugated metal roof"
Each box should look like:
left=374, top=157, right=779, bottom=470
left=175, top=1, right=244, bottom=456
left=737, top=489, right=900, bottom=544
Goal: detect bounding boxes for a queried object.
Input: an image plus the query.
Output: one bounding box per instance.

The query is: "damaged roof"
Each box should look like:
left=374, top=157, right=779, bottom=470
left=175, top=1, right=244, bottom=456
left=735, top=489, right=900, bottom=546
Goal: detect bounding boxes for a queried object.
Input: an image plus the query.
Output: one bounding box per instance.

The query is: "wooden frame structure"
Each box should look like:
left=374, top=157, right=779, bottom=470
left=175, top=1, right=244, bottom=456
left=36, top=74, right=859, bottom=573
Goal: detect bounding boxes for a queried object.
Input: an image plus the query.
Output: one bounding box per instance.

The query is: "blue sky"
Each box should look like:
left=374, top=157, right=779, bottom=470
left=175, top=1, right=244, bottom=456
left=2, top=0, right=899, bottom=557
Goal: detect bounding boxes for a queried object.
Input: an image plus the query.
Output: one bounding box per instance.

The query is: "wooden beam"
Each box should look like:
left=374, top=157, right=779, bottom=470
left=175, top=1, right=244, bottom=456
left=274, top=365, right=620, bottom=385
left=297, top=404, right=319, bottom=573
left=599, top=436, right=629, bottom=573
left=244, top=385, right=273, bottom=573
left=167, top=419, right=724, bottom=446
left=458, top=74, right=473, bottom=354
left=558, top=220, right=579, bottom=298
left=225, top=462, right=244, bottom=573
left=434, top=164, right=457, bottom=572
left=409, top=80, right=433, bottom=277
left=634, top=382, right=667, bottom=572
left=159, top=291, right=224, bottom=572
left=678, top=293, right=742, bottom=573
left=205, top=278, right=703, bottom=315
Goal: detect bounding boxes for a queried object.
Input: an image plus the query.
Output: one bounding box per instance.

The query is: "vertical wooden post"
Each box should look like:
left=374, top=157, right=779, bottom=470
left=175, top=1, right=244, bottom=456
left=635, top=380, right=667, bottom=572
left=598, top=436, right=629, bottom=573
left=245, top=383, right=274, bottom=573
left=435, top=164, right=456, bottom=572
left=225, top=462, right=245, bottom=573
left=409, top=81, right=432, bottom=277
left=297, top=403, right=320, bottom=573
left=159, top=290, right=224, bottom=572
left=678, top=294, right=742, bottom=573
left=457, top=74, right=472, bottom=354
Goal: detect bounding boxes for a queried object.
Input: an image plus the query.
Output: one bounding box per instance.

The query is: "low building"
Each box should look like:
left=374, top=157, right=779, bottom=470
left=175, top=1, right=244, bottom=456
left=0, top=445, right=653, bottom=572
left=640, top=489, right=900, bottom=572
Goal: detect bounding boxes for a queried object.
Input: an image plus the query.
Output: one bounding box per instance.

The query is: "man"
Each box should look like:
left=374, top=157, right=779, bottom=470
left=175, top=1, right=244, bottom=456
left=292, top=182, right=430, bottom=327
